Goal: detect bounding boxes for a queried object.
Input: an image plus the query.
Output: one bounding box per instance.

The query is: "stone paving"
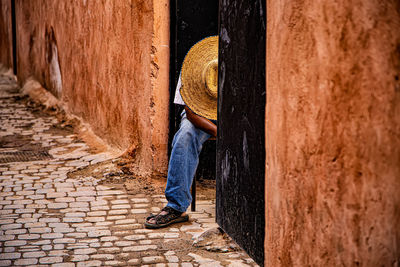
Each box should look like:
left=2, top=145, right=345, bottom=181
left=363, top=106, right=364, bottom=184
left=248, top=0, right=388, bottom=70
left=0, top=72, right=258, bottom=266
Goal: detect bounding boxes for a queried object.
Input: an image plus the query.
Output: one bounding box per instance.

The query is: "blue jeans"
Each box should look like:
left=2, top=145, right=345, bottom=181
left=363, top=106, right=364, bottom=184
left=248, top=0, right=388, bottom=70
left=165, top=111, right=212, bottom=212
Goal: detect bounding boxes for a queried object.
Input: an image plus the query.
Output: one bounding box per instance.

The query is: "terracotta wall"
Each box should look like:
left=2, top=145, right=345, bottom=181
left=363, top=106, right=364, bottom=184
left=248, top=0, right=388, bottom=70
left=0, top=0, right=12, bottom=68
left=13, top=0, right=170, bottom=176
left=265, top=0, right=400, bottom=266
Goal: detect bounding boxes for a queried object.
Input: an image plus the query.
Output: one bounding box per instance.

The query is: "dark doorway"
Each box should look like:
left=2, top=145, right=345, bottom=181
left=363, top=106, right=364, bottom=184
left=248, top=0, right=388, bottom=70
left=169, top=0, right=219, bottom=179
left=11, top=0, right=17, bottom=75
left=169, top=1, right=266, bottom=265
left=217, top=1, right=266, bottom=266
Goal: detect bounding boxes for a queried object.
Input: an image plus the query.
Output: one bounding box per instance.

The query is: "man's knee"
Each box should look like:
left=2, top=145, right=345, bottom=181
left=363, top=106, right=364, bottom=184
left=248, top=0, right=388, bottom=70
left=174, top=123, right=198, bottom=147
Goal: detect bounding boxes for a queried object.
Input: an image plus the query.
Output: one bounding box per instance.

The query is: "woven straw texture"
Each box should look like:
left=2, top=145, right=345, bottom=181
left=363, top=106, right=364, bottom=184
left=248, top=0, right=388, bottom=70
left=181, top=36, right=218, bottom=120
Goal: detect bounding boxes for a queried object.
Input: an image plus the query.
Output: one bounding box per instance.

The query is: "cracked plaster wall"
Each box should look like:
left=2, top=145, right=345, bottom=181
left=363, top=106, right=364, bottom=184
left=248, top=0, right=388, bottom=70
left=265, top=0, right=400, bottom=266
left=6, top=0, right=169, bottom=176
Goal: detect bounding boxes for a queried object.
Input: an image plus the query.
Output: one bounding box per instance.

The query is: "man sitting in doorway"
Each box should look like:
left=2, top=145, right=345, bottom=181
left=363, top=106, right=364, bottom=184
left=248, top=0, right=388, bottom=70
left=145, top=36, right=218, bottom=229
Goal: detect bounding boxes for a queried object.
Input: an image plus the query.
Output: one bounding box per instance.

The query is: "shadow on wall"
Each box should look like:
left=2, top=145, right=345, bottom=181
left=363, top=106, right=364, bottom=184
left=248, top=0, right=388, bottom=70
left=45, top=26, right=62, bottom=98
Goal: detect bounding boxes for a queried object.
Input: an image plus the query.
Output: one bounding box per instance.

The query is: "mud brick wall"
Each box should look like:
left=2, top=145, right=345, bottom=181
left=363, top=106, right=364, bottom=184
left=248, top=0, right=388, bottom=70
left=10, top=0, right=170, bottom=176
left=0, top=0, right=13, bottom=68
left=265, top=0, right=400, bottom=266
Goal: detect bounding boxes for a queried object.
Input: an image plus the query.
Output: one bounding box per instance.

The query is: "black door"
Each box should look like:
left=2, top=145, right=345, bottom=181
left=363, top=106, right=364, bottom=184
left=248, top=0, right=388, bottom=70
left=169, top=0, right=219, bottom=179
left=217, top=1, right=266, bottom=266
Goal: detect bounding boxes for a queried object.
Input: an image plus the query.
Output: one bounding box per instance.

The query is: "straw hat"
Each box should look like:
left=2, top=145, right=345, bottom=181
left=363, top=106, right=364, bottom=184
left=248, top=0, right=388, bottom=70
left=181, top=36, right=218, bottom=120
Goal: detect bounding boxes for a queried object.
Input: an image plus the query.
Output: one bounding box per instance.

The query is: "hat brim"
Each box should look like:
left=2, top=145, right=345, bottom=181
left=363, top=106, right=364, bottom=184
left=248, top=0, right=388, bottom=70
left=181, top=36, right=218, bottom=120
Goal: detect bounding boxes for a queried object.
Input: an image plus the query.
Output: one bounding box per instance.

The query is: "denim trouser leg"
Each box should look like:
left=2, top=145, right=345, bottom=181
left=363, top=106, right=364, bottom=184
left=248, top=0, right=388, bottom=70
left=165, top=113, right=211, bottom=212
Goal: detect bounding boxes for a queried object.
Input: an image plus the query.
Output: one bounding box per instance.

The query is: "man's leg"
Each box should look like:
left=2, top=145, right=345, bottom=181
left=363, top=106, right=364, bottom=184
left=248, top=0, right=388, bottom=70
left=165, top=113, right=211, bottom=213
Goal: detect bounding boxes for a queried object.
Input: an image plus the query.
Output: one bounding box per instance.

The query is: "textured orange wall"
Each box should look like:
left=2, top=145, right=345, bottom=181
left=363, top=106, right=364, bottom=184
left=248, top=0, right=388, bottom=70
left=266, top=0, right=400, bottom=266
left=0, top=0, right=12, bottom=68
left=14, top=0, right=169, bottom=176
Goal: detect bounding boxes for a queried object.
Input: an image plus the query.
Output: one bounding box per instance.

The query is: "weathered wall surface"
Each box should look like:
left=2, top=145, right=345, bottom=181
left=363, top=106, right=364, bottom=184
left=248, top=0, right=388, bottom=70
left=14, top=0, right=169, bottom=176
left=266, top=0, right=400, bottom=266
left=0, top=0, right=13, bottom=68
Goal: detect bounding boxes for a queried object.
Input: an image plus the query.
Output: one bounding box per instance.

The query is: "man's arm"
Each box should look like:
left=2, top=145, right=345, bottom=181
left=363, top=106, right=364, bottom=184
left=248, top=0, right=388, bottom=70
left=184, top=106, right=217, bottom=137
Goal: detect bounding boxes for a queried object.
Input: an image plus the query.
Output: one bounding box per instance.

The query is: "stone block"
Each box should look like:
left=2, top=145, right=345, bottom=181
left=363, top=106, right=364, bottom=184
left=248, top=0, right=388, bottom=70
left=14, top=258, right=38, bottom=265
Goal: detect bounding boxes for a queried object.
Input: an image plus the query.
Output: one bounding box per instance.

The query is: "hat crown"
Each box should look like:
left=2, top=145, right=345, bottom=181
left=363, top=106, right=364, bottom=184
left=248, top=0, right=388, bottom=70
left=203, top=59, right=218, bottom=99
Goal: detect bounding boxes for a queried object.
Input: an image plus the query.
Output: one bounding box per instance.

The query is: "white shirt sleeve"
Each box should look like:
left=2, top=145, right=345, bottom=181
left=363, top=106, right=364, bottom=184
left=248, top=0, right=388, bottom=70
left=173, top=74, right=185, bottom=106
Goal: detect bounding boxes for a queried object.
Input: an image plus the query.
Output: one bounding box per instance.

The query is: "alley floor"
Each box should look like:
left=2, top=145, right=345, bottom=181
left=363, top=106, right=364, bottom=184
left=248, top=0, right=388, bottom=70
left=0, top=71, right=258, bottom=266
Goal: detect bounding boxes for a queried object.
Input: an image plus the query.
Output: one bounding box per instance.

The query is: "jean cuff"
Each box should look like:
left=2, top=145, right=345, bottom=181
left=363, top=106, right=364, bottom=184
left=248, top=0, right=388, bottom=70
left=166, top=203, right=186, bottom=213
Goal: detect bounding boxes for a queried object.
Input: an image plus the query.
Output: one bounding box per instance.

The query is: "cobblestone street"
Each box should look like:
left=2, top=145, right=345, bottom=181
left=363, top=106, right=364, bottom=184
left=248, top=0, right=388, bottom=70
left=0, top=72, right=258, bottom=266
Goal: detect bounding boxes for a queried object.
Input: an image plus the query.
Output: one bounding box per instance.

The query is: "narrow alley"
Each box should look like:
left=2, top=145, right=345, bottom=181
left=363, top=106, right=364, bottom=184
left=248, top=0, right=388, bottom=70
left=1, top=0, right=399, bottom=265
left=0, top=71, right=257, bottom=266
